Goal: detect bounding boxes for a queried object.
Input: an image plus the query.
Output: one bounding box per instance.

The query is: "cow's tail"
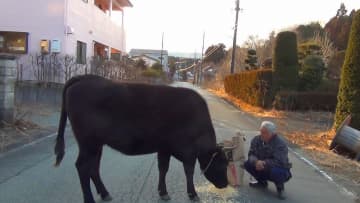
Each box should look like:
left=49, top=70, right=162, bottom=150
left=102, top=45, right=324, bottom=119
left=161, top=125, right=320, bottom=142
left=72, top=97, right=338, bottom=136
left=54, top=76, right=82, bottom=167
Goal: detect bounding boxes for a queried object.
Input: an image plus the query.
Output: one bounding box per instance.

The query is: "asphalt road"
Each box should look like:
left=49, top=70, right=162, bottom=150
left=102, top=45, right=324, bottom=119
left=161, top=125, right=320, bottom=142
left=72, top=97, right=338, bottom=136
left=0, top=82, right=356, bottom=203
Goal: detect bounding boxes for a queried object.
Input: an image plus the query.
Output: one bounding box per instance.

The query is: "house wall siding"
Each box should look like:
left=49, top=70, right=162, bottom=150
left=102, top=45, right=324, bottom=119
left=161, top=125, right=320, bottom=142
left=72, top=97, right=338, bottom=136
left=0, top=0, right=65, bottom=54
left=66, top=0, right=125, bottom=57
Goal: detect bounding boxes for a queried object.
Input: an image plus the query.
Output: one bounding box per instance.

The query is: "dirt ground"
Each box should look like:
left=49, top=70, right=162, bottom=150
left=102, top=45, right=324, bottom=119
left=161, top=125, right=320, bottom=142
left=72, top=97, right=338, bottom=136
left=209, top=88, right=360, bottom=200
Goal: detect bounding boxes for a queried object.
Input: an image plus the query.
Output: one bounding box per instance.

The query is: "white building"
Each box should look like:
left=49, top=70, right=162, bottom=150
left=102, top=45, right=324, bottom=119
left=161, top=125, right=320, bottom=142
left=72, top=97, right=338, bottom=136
left=129, top=49, right=169, bottom=72
left=0, top=0, right=132, bottom=64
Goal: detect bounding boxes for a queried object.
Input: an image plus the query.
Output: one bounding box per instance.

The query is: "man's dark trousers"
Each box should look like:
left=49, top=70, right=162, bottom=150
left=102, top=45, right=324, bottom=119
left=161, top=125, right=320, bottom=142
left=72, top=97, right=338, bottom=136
left=244, top=160, right=291, bottom=188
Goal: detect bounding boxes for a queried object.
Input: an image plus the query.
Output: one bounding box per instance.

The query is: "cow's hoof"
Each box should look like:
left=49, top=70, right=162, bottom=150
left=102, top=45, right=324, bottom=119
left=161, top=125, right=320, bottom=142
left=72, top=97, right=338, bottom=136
left=189, top=195, right=200, bottom=202
left=159, top=194, right=171, bottom=201
left=101, top=194, right=113, bottom=201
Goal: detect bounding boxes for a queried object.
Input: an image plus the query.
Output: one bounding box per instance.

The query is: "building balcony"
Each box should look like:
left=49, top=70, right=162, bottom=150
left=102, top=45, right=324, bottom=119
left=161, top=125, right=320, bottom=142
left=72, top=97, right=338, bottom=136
left=67, top=0, right=132, bottom=52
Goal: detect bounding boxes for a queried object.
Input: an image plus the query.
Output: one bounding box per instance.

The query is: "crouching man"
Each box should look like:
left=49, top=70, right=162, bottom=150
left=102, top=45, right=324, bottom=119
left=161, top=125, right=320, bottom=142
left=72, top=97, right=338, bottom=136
left=244, top=121, right=292, bottom=200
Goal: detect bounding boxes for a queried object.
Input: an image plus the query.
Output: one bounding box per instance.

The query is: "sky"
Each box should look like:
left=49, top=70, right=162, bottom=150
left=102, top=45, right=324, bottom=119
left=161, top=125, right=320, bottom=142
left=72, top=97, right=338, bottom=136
left=123, top=0, right=360, bottom=55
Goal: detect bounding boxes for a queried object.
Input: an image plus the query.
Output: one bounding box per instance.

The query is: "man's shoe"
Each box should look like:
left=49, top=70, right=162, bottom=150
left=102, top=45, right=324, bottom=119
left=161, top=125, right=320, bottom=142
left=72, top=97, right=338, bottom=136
left=276, top=185, right=286, bottom=200
left=249, top=181, right=268, bottom=188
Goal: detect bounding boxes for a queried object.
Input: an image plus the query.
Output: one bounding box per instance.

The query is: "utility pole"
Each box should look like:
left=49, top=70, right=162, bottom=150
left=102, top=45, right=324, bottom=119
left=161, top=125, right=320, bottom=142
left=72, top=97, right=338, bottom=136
left=230, top=0, right=240, bottom=74
left=199, top=32, right=205, bottom=85
left=193, top=51, right=196, bottom=85
left=160, top=32, right=164, bottom=68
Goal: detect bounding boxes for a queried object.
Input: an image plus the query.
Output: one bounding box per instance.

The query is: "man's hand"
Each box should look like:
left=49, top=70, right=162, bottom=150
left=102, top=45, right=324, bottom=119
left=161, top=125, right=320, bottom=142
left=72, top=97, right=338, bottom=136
left=255, top=160, right=266, bottom=171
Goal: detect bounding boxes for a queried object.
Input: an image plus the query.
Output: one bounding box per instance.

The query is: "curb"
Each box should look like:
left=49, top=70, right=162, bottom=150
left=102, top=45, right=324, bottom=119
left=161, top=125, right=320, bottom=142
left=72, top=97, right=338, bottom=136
left=0, top=132, right=57, bottom=159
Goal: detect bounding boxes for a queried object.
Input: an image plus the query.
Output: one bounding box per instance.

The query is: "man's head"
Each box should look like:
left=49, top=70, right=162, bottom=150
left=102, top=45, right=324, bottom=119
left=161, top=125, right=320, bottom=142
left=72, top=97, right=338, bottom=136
left=260, top=121, right=276, bottom=142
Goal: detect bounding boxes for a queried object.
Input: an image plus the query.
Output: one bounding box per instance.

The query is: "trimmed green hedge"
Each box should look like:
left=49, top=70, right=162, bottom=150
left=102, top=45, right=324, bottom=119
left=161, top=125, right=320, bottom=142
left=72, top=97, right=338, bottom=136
left=274, top=91, right=337, bottom=111
left=224, top=69, right=273, bottom=107
left=272, top=31, right=299, bottom=91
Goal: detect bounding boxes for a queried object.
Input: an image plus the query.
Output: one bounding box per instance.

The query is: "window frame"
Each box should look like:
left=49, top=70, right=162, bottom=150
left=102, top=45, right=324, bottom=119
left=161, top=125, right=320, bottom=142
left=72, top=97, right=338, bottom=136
left=76, top=41, right=87, bottom=64
left=0, top=31, right=29, bottom=54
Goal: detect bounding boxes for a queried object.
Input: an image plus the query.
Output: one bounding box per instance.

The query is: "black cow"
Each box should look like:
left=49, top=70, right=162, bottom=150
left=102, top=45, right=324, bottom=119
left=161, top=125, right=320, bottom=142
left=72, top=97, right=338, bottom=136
left=54, top=75, right=228, bottom=203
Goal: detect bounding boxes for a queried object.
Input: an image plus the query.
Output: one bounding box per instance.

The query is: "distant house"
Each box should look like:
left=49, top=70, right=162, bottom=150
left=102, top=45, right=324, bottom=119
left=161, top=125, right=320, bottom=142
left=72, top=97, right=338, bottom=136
left=129, top=49, right=169, bottom=72
left=132, top=54, right=160, bottom=68
left=202, top=65, right=217, bottom=81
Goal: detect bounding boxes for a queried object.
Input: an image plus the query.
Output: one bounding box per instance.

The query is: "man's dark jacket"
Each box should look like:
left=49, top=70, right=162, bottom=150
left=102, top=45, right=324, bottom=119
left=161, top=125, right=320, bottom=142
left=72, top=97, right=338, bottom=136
left=248, top=134, right=291, bottom=169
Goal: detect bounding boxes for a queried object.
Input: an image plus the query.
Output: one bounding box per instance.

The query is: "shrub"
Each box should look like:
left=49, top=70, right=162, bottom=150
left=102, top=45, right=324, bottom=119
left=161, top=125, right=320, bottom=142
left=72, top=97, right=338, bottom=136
left=298, top=55, right=325, bottom=91
left=224, top=69, right=272, bottom=107
left=314, top=78, right=339, bottom=94
left=245, top=49, right=258, bottom=70
left=272, top=31, right=299, bottom=92
left=274, top=91, right=337, bottom=111
left=141, top=69, right=162, bottom=78
left=261, top=57, right=272, bottom=69
left=335, top=10, right=360, bottom=129
left=327, top=50, right=346, bottom=80
left=298, top=41, right=322, bottom=62
left=151, top=62, right=163, bottom=72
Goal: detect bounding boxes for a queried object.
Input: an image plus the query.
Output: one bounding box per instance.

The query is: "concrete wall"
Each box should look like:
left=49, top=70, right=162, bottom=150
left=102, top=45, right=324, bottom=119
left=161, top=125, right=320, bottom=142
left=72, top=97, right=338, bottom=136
left=15, top=81, right=63, bottom=108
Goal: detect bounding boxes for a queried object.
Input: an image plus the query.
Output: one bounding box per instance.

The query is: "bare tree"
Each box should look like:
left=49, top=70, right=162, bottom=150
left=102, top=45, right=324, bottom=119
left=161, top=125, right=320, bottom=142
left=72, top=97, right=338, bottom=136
left=19, top=53, right=143, bottom=83
left=58, top=55, right=84, bottom=82
left=312, top=31, right=336, bottom=67
left=243, top=34, right=275, bottom=67
left=28, top=53, right=62, bottom=82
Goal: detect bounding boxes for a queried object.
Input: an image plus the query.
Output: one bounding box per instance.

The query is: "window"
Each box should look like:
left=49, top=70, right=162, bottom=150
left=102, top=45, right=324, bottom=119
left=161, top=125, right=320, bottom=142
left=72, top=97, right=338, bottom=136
left=0, top=31, right=28, bottom=54
left=111, top=53, right=121, bottom=61
left=76, top=41, right=87, bottom=64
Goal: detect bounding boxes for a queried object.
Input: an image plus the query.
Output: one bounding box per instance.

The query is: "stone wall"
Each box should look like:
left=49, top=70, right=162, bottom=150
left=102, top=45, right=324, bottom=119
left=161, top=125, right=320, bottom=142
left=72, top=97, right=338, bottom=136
left=15, top=81, right=63, bottom=108
left=0, top=55, right=17, bottom=123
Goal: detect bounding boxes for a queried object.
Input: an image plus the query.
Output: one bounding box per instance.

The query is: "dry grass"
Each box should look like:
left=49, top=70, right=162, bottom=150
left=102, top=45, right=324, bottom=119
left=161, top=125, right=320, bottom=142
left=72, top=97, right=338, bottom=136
left=208, top=88, right=285, bottom=118
left=0, top=104, right=43, bottom=152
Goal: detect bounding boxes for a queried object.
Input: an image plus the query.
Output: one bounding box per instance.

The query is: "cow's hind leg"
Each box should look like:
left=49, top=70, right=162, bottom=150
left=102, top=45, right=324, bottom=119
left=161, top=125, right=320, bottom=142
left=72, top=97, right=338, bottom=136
left=90, top=147, right=112, bottom=201
left=182, top=156, right=200, bottom=202
left=157, top=152, right=171, bottom=201
left=76, top=147, right=98, bottom=203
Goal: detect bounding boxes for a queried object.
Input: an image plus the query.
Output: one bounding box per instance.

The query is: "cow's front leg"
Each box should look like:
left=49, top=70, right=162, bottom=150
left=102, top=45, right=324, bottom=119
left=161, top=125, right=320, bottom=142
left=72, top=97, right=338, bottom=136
left=157, top=152, right=171, bottom=201
left=183, top=157, right=200, bottom=202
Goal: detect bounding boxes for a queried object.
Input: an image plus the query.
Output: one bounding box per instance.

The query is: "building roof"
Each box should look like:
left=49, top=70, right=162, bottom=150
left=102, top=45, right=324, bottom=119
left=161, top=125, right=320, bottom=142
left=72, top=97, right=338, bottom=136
left=132, top=54, right=160, bottom=63
left=129, top=49, right=168, bottom=56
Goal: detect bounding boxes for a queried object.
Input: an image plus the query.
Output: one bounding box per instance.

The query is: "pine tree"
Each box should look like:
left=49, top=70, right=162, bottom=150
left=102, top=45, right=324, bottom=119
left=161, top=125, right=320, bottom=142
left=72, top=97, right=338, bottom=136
left=334, top=10, right=360, bottom=129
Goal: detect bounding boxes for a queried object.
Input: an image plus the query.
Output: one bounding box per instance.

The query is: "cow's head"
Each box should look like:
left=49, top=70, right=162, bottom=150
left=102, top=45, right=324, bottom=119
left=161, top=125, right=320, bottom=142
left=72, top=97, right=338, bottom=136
left=201, top=146, right=228, bottom=188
